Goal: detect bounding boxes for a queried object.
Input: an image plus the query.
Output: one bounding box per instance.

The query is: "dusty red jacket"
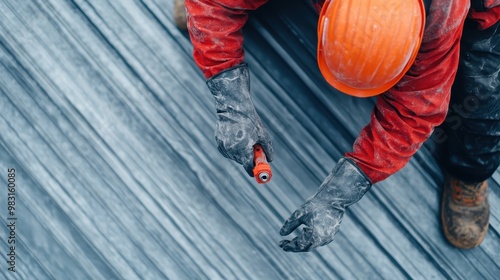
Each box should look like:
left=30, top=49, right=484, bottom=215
left=186, top=0, right=499, bottom=183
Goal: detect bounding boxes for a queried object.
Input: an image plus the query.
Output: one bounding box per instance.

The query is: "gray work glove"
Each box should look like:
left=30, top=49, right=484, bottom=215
left=206, top=64, right=274, bottom=176
left=279, top=157, right=372, bottom=252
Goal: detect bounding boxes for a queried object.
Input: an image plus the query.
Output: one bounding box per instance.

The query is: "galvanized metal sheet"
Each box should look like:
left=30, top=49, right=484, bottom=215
left=0, top=0, right=498, bottom=279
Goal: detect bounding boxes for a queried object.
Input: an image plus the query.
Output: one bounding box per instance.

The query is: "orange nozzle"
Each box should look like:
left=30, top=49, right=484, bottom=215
left=253, top=144, right=272, bottom=184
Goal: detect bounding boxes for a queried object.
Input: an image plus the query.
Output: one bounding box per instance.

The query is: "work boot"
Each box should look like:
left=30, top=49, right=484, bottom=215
left=441, top=175, right=489, bottom=249
left=174, top=0, right=187, bottom=30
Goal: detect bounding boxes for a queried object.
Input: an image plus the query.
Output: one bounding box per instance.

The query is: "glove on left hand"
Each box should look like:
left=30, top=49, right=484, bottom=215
left=206, top=64, right=274, bottom=176
left=279, top=157, right=372, bottom=252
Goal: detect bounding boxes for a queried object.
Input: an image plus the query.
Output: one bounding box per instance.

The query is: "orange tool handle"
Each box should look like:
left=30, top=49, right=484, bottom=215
left=253, top=144, right=272, bottom=184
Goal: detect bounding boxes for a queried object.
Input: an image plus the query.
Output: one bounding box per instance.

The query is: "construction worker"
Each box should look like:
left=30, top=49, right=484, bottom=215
left=176, top=0, right=500, bottom=252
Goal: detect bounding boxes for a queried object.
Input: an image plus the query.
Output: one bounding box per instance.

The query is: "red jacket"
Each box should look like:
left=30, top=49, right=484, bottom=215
left=185, top=0, right=500, bottom=183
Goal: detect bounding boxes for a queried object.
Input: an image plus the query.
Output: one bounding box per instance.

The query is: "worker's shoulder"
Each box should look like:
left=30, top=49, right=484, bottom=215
left=423, top=0, right=469, bottom=42
left=208, top=0, right=269, bottom=10
left=481, top=0, right=500, bottom=9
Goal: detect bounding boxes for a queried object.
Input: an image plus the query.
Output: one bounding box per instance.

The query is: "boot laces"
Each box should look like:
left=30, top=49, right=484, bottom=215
left=451, top=180, right=484, bottom=206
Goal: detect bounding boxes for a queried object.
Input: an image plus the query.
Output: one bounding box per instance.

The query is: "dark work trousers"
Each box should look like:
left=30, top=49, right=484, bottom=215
left=442, top=17, right=500, bottom=184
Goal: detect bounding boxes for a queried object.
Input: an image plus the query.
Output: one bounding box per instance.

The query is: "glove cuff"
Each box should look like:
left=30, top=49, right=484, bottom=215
left=315, top=157, right=372, bottom=208
left=206, top=63, right=249, bottom=96
left=205, top=64, right=256, bottom=113
left=336, top=157, right=373, bottom=185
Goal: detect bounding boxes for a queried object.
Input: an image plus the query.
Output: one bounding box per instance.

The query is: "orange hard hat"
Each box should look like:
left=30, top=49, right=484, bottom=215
left=317, top=0, right=425, bottom=97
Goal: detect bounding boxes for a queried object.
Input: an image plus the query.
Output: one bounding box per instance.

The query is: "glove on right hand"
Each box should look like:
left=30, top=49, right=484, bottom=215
left=279, top=157, right=372, bottom=252
left=206, top=64, right=274, bottom=176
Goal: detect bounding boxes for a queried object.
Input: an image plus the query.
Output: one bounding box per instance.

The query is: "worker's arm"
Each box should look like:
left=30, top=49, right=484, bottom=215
left=345, top=0, right=470, bottom=183
left=186, top=0, right=269, bottom=78
left=186, top=0, right=273, bottom=176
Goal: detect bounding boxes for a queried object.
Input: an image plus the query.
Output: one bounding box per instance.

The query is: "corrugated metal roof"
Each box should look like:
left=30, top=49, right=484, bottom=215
left=0, top=0, right=498, bottom=279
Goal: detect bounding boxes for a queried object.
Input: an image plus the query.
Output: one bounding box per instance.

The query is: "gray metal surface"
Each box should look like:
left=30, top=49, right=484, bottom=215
left=0, top=0, right=498, bottom=279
